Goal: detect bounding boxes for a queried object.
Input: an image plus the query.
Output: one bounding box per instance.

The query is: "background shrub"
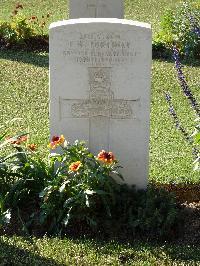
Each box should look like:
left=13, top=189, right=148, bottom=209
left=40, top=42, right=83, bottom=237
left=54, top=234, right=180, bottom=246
left=0, top=3, right=50, bottom=47
left=154, top=1, right=200, bottom=58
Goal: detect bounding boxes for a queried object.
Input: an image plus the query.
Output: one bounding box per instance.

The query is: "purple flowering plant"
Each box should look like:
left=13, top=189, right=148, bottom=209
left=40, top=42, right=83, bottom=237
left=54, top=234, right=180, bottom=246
left=165, top=45, right=200, bottom=171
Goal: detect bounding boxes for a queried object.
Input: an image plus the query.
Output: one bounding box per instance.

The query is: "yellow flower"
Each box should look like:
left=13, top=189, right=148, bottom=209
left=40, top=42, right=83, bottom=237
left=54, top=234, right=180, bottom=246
left=48, top=135, right=65, bottom=149
left=28, top=143, right=37, bottom=151
left=97, top=150, right=115, bottom=164
left=69, top=161, right=82, bottom=172
left=6, top=135, right=27, bottom=145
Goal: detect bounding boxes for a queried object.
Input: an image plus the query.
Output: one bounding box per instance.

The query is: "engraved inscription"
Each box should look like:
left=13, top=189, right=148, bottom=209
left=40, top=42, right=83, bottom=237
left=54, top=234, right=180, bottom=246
left=71, top=68, right=133, bottom=118
left=63, top=32, right=137, bottom=66
left=71, top=99, right=133, bottom=118
left=61, top=67, right=138, bottom=119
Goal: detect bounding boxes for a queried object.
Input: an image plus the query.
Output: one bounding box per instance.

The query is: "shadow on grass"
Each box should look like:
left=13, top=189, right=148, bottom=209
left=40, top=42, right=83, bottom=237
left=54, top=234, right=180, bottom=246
left=0, top=49, right=49, bottom=68
left=144, top=241, right=200, bottom=264
left=73, top=237, right=200, bottom=265
left=0, top=238, right=64, bottom=266
left=154, top=56, right=200, bottom=67
left=152, top=46, right=200, bottom=67
left=1, top=235, right=199, bottom=265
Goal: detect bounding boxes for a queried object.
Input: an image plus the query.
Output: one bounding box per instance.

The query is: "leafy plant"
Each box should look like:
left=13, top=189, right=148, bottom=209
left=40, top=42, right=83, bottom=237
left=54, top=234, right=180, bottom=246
left=38, top=135, right=181, bottom=238
left=0, top=3, right=50, bottom=47
left=0, top=122, right=53, bottom=229
left=154, top=1, right=200, bottom=58
left=0, top=120, right=21, bottom=217
left=39, top=136, right=123, bottom=235
left=136, top=186, right=180, bottom=238
left=103, top=184, right=180, bottom=239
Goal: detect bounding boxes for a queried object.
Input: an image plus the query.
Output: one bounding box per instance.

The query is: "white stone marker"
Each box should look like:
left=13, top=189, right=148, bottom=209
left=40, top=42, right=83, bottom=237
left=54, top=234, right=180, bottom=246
left=69, top=0, right=124, bottom=19
left=49, top=18, right=152, bottom=189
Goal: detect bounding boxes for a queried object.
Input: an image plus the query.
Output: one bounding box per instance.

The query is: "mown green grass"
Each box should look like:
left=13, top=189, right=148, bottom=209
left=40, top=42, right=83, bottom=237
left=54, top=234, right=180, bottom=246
left=0, top=236, right=199, bottom=265
left=0, top=0, right=69, bottom=27
left=150, top=60, right=200, bottom=183
left=0, top=51, right=49, bottom=148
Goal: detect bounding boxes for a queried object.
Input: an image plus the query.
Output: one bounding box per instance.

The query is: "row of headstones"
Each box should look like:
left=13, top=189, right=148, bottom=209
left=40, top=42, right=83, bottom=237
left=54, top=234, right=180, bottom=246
left=49, top=0, right=152, bottom=189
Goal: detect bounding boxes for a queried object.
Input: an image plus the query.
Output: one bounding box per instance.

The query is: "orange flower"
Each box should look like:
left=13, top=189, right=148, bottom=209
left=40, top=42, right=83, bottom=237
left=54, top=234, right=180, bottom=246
left=6, top=135, right=27, bottom=145
left=97, top=150, right=115, bottom=164
left=20, top=135, right=28, bottom=142
left=69, top=161, right=82, bottom=172
left=28, top=143, right=37, bottom=151
left=48, top=135, right=65, bottom=149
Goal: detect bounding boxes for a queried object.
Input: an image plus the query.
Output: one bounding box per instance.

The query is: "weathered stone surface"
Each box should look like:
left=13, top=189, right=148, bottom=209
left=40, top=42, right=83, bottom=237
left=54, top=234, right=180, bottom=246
left=49, top=18, right=152, bottom=188
left=69, top=0, right=124, bottom=19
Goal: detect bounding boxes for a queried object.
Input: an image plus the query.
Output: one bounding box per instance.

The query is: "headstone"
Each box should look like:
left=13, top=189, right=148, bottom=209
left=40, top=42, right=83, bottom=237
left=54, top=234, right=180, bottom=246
left=69, top=0, right=124, bottom=19
left=49, top=18, right=152, bottom=189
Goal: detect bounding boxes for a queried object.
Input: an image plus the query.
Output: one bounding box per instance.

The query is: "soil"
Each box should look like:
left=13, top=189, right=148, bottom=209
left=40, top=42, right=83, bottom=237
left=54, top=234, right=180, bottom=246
left=156, top=183, right=200, bottom=245
left=180, top=201, right=200, bottom=245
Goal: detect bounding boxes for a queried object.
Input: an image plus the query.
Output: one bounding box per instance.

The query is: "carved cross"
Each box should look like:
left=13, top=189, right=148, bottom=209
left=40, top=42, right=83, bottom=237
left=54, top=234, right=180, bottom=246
left=69, top=0, right=124, bottom=19
left=87, top=1, right=107, bottom=18
left=87, top=3, right=97, bottom=17
left=61, top=68, right=138, bottom=152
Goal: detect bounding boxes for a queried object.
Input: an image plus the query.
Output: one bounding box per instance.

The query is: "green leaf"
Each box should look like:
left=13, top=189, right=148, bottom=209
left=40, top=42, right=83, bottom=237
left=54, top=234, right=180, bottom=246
left=112, top=171, right=124, bottom=180
left=193, top=157, right=200, bottom=171
left=0, top=132, right=7, bottom=142
left=194, top=132, right=200, bottom=144
left=39, top=186, right=52, bottom=198
left=85, top=194, right=90, bottom=207
left=86, top=217, right=97, bottom=227
left=85, top=189, right=96, bottom=195
left=63, top=197, right=74, bottom=208
left=59, top=180, right=70, bottom=193
left=63, top=207, right=73, bottom=226
left=49, top=153, right=61, bottom=158
left=94, top=190, right=108, bottom=195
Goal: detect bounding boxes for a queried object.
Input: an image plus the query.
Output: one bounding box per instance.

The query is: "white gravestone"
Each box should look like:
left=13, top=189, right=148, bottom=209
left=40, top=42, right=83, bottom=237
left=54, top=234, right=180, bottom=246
left=69, top=0, right=124, bottom=19
left=49, top=19, right=152, bottom=189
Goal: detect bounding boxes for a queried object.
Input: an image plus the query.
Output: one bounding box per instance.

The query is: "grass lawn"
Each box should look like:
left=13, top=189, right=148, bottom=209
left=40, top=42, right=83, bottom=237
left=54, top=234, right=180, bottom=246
left=0, top=235, right=200, bottom=265
left=0, top=0, right=200, bottom=264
